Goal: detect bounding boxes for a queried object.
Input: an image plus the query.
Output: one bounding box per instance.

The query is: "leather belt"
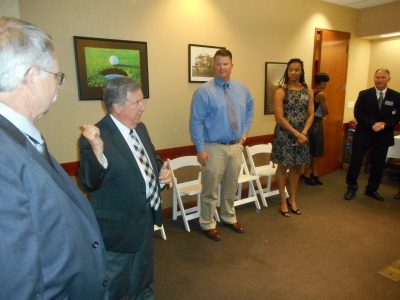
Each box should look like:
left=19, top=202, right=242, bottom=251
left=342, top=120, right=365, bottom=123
left=217, top=141, right=239, bottom=145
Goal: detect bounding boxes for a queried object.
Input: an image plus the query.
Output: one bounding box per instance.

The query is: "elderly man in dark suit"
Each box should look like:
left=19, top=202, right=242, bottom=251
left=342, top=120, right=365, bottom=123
left=345, top=68, right=400, bottom=201
left=79, top=77, right=172, bottom=300
left=0, top=17, right=108, bottom=299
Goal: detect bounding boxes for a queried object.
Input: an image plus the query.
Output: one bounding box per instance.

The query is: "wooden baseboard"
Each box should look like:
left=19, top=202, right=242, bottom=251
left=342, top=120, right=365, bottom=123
left=61, top=134, right=273, bottom=219
left=61, top=134, right=274, bottom=176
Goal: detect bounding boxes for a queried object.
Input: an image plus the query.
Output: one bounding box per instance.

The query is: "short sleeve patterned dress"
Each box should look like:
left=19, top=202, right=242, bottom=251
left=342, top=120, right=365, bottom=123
left=271, top=86, right=311, bottom=166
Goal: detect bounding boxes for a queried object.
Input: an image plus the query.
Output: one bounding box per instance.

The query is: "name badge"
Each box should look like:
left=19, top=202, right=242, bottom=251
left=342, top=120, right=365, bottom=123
left=385, top=100, right=393, bottom=106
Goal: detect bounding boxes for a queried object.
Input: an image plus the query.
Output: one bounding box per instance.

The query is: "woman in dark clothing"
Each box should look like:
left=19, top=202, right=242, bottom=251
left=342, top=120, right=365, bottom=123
left=304, top=73, right=330, bottom=185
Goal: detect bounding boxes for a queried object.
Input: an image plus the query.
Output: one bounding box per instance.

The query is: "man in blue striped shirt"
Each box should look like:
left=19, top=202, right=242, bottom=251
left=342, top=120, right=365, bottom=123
left=190, top=49, right=254, bottom=241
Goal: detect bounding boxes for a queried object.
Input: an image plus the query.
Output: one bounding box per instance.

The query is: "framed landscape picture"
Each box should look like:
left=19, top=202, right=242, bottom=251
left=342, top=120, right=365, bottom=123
left=264, top=62, right=286, bottom=114
left=73, top=36, right=149, bottom=100
left=188, top=44, right=225, bottom=83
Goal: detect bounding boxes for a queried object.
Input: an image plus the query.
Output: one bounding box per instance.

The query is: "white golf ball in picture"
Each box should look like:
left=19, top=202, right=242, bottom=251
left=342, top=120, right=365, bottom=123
left=109, top=55, right=119, bottom=65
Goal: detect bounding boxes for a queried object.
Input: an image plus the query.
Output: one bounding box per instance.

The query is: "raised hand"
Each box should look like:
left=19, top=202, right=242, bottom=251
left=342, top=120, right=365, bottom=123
left=80, top=124, right=104, bottom=160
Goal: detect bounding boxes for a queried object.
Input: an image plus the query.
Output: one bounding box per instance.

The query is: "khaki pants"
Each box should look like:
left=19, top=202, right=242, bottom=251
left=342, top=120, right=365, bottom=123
left=200, top=143, right=243, bottom=230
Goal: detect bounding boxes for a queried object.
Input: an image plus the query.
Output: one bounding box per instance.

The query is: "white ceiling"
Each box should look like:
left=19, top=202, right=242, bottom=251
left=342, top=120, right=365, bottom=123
left=322, top=0, right=399, bottom=9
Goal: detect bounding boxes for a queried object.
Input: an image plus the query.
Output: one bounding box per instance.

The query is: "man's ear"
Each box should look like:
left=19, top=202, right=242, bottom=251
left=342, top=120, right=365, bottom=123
left=25, top=67, right=39, bottom=92
left=111, top=102, right=120, bottom=114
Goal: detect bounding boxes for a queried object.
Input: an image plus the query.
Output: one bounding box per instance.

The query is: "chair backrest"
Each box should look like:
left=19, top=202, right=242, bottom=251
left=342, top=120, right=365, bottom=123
left=168, top=155, right=200, bottom=171
left=167, top=156, right=201, bottom=187
left=245, top=143, right=275, bottom=175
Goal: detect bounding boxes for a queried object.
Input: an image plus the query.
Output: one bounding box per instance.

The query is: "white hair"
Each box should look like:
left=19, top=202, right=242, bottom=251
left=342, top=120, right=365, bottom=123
left=0, top=17, right=56, bottom=92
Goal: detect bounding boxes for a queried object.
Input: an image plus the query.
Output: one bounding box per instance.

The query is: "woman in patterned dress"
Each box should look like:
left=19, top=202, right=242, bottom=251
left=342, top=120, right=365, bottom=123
left=271, top=58, right=314, bottom=217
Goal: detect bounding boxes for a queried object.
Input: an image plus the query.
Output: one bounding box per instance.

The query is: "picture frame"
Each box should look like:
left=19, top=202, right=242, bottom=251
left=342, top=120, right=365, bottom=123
left=188, top=44, right=225, bottom=83
left=73, top=36, right=149, bottom=100
left=264, top=62, right=287, bottom=114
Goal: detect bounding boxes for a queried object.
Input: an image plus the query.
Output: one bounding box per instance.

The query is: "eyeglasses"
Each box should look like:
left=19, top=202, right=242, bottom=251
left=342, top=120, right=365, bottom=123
left=41, top=69, right=66, bottom=86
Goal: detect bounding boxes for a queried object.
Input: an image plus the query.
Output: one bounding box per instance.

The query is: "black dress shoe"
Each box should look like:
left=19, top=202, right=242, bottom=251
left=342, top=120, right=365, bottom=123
left=312, top=175, right=323, bottom=185
left=365, top=191, right=384, bottom=201
left=304, top=176, right=316, bottom=186
left=344, top=189, right=356, bottom=200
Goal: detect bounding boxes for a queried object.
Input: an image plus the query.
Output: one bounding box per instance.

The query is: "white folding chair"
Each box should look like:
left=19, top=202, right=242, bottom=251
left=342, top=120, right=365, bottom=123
left=168, top=156, right=220, bottom=232
left=245, top=143, right=288, bottom=207
left=235, top=154, right=261, bottom=210
left=154, top=224, right=167, bottom=240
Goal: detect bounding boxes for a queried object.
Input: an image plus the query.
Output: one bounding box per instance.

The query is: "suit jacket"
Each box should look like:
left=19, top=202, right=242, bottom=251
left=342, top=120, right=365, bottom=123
left=353, top=87, right=400, bottom=147
left=0, top=115, right=107, bottom=300
left=78, top=115, right=163, bottom=254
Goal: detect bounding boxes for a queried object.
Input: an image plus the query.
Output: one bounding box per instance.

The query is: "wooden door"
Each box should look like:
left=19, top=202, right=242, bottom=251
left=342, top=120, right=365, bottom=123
left=312, top=29, right=350, bottom=175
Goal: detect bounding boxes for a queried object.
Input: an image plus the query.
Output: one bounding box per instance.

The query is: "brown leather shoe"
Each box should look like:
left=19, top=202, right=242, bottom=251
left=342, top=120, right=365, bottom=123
left=223, top=222, right=244, bottom=233
left=203, top=228, right=222, bottom=241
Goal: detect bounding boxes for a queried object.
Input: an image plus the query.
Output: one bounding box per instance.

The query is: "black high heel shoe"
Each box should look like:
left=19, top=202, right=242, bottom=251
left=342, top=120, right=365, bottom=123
left=280, top=210, right=290, bottom=217
left=286, top=198, right=302, bottom=215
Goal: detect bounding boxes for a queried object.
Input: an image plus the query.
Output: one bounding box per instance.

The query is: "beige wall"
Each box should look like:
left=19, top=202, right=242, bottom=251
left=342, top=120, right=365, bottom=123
left=13, top=0, right=387, bottom=162
left=7, top=0, right=399, bottom=210
left=357, top=2, right=400, bottom=38
left=343, top=37, right=371, bottom=122
left=369, top=38, right=400, bottom=90
left=0, top=0, right=20, bottom=18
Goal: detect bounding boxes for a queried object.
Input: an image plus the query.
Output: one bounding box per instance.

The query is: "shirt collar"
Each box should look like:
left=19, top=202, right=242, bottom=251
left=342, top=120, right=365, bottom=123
left=214, top=77, right=231, bottom=89
left=0, top=102, right=42, bottom=142
left=109, top=113, right=133, bottom=138
left=375, top=87, right=387, bottom=96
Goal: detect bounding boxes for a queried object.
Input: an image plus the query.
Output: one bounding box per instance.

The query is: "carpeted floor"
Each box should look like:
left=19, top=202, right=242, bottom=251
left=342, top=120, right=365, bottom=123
left=154, top=169, right=400, bottom=299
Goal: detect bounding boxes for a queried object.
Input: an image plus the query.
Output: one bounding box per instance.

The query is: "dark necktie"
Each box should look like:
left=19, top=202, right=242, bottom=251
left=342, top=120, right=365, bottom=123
left=223, top=83, right=239, bottom=132
left=378, top=91, right=384, bottom=110
left=28, top=135, right=52, bottom=165
left=129, top=130, right=160, bottom=211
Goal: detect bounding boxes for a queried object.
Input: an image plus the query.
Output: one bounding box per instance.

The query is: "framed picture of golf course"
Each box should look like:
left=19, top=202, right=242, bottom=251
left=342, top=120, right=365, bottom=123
left=73, top=36, right=149, bottom=100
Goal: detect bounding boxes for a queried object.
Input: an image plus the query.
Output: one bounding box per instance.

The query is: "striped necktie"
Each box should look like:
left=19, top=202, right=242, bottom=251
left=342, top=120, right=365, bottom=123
left=28, top=135, right=52, bottom=165
left=129, top=130, right=160, bottom=211
left=223, top=83, right=239, bottom=132
left=378, top=91, right=384, bottom=110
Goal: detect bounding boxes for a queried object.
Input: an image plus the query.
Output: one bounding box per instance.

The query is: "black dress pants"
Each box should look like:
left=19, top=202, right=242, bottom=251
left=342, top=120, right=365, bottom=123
left=105, top=206, right=154, bottom=300
left=346, top=141, right=388, bottom=192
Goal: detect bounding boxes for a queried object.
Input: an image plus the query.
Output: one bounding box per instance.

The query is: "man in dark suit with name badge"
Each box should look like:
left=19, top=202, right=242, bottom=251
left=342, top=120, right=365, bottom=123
left=79, top=77, right=172, bottom=300
left=345, top=68, right=400, bottom=201
left=0, top=17, right=108, bottom=299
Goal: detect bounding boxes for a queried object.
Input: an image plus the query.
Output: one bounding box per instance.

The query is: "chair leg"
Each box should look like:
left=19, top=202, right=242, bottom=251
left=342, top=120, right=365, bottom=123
left=266, top=176, right=272, bottom=192
left=215, top=184, right=221, bottom=222
left=284, top=186, right=289, bottom=199
left=160, top=225, right=167, bottom=240
left=237, top=183, right=243, bottom=200
left=154, top=224, right=167, bottom=240
left=249, top=181, right=261, bottom=210
left=255, top=177, right=268, bottom=207
left=214, top=209, right=220, bottom=222
left=177, top=195, right=191, bottom=232
left=172, top=190, right=178, bottom=220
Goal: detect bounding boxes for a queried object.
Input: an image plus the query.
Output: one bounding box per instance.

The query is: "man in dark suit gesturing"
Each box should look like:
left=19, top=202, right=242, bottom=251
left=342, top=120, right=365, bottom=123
left=0, top=17, right=108, bottom=299
left=345, top=68, right=400, bottom=201
left=79, top=77, right=172, bottom=300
